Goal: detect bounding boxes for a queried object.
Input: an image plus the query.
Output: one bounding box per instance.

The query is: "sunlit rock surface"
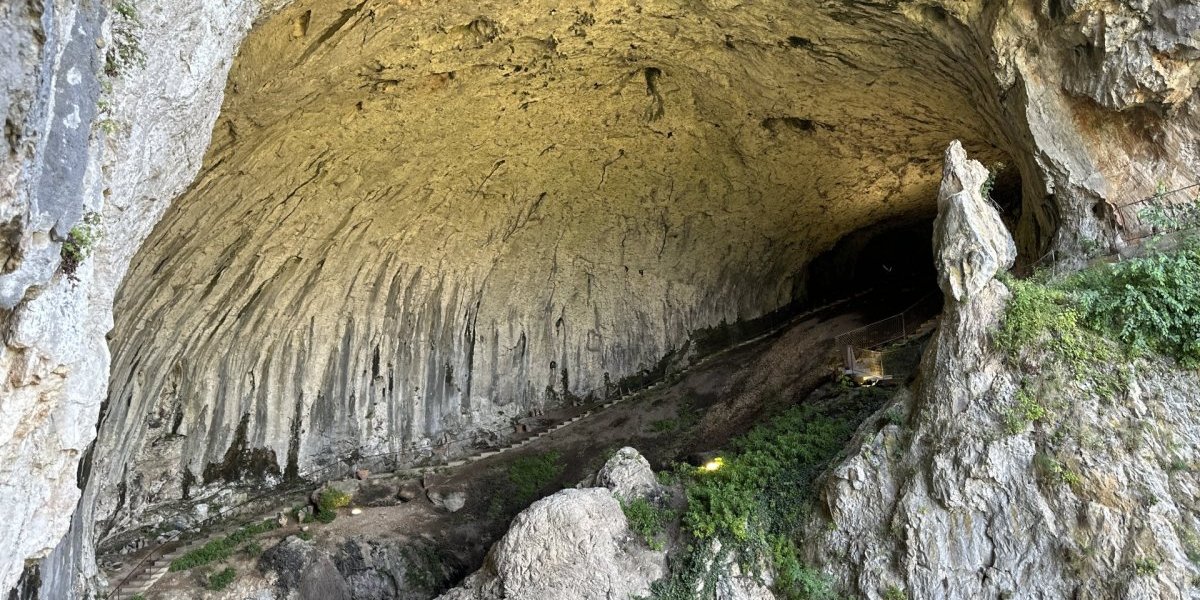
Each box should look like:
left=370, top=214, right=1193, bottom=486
left=804, top=143, right=1200, bottom=599
left=0, top=0, right=1195, bottom=597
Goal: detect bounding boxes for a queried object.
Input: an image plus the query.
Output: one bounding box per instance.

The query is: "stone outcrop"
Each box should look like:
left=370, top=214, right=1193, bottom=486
left=596, top=446, right=660, bottom=501
left=803, top=143, right=1200, bottom=598
left=0, top=0, right=1196, bottom=598
left=437, top=448, right=667, bottom=600
left=933, top=141, right=1017, bottom=300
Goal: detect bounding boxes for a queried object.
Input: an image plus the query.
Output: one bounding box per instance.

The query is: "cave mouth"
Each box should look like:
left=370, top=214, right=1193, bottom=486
left=806, top=217, right=939, bottom=304
left=86, top=0, right=1024, bottom=543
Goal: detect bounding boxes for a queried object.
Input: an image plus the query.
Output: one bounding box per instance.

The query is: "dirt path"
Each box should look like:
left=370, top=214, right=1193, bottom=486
left=120, top=287, right=929, bottom=599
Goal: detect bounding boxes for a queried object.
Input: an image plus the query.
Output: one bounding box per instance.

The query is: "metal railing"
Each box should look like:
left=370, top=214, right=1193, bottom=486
left=101, top=286, right=894, bottom=598
left=1023, top=181, right=1200, bottom=278
left=833, top=292, right=941, bottom=352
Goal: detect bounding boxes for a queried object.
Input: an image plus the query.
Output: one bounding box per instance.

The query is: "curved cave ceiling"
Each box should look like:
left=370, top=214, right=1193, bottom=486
left=95, top=0, right=1019, bottom=524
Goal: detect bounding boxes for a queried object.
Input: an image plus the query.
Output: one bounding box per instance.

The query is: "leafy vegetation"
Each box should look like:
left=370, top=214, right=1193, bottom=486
left=507, top=451, right=563, bottom=505
left=168, top=519, right=279, bottom=571
left=314, top=486, right=351, bottom=523
left=1137, top=183, right=1200, bottom=233
left=1003, top=387, right=1048, bottom=434
left=207, top=567, right=236, bottom=591
left=883, top=585, right=909, bottom=600
left=649, top=418, right=679, bottom=433
left=60, top=212, right=102, bottom=279
left=999, top=238, right=1200, bottom=368
left=647, top=397, right=882, bottom=600
left=1133, top=558, right=1159, bottom=576
left=105, top=0, right=146, bottom=78
left=621, top=497, right=671, bottom=550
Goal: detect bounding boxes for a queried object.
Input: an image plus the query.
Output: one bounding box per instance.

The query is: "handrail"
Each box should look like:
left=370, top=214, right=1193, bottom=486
left=1022, top=180, right=1199, bottom=278
left=832, top=291, right=940, bottom=352
left=101, top=429, right=484, bottom=599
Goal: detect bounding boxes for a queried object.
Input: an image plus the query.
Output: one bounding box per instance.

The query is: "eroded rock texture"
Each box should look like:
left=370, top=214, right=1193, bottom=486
left=438, top=448, right=666, bottom=600
left=0, top=0, right=1195, bottom=598
left=804, top=142, right=1200, bottom=598
left=85, top=0, right=1026, bottom=556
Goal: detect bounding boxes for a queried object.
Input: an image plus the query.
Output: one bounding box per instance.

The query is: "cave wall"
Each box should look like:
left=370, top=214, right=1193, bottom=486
left=87, top=0, right=1012, bottom=545
left=0, top=0, right=1194, bottom=598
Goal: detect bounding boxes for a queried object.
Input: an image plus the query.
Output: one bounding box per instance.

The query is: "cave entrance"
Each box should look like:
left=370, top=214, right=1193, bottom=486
left=806, top=216, right=939, bottom=304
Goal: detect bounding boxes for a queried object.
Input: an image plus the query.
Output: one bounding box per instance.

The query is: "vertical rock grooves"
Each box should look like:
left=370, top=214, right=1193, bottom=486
left=88, top=0, right=1017, bottom=540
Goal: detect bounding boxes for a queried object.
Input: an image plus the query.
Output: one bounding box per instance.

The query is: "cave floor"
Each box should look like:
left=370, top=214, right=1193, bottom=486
left=134, top=286, right=932, bottom=598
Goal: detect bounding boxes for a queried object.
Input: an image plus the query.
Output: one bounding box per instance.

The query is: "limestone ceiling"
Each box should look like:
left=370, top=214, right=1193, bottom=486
left=104, top=0, right=1010, bottom=496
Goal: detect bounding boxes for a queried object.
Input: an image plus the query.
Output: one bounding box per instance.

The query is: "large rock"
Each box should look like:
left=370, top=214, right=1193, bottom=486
left=932, top=141, right=1017, bottom=301
left=437, top=488, right=666, bottom=600
left=596, top=447, right=660, bottom=501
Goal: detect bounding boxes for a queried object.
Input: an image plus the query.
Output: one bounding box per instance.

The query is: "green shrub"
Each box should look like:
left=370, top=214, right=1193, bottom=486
left=314, top=486, right=351, bottom=523
left=168, top=519, right=279, bottom=571
left=682, top=407, right=849, bottom=542
left=242, top=542, right=263, bottom=557
left=771, top=535, right=835, bottom=600
left=1070, top=242, right=1200, bottom=366
left=621, top=498, right=670, bottom=550
left=507, top=451, right=563, bottom=505
left=883, top=585, right=909, bottom=600
left=1000, top=240, right=1200, bottom=368
left=1133, top=558, right=1159, bottom=576
left=1003, top=388, right=1047, bottom=434
left=649, top=418, right=678, bottom=433
left=60, top=212, right=102, bottom=279
left=207, top=567, right=236, bottom=591
left=318, top=487, right=352, bottom=512
left=297, top=531, right=313, bottom=541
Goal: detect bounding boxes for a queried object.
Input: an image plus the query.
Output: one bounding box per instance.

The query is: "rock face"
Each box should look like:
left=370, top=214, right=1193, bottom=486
left=0, top=0, right=1196, bottom=598
left=803, top=144, right=1200, bottom=598
left=933, top=141, right=1017, bottom=300
left=596, top=446, right=660, bottom=501
left=438, top=487, right=666, bottom=600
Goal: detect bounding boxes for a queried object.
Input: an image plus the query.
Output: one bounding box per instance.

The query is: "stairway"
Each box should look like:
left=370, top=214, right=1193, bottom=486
left=109, top=540, right=197, bottom=600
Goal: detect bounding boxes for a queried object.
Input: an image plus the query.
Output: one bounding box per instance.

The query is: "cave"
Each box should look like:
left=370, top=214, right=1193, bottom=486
left=84, top=0, right=1021, bottom=535
left=74, top=0, right=1026, bottom=583
left=6, top=0, right=1200, bottom=599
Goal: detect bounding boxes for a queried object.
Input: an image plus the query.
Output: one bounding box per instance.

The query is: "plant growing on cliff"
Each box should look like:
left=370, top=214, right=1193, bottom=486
left=507, top=451, right=563, bottom=505
left=315, top=486, right=352, bottom=523
left=621, top=497, right=670, bottom=550
left=169, top=518, right=278, bottom=571
left=105, top=0, right=146, bottom=78
left=60, top=212, right=103, bottom=280
left=207, top=567, right=236, bottom=591
left=649, top=401, right=866, bottom=600
left=1000, top=239, right=1200, bottom=369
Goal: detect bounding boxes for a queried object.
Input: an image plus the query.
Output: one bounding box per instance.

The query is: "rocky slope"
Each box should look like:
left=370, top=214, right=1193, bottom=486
left=804, top=141, right=1200, bottom=598
left=0, top=0, right=1196, bottom=598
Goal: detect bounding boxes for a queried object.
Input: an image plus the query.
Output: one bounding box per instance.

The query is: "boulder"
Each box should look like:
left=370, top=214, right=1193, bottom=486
left=427, top=489, right=467, bottom=513
left=437, top=488, right=665, bottom=600
left=596, top=447, right=660, bottom=501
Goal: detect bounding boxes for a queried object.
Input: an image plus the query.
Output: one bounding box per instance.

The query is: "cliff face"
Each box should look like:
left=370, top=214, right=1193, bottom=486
left=0, top=0, right=1196, bottom=598
left=92, top=0, right=1009, bottom=545
left=805, top=141, right=1200, bottom=598
left=1, top=0, right=280, bottom=595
